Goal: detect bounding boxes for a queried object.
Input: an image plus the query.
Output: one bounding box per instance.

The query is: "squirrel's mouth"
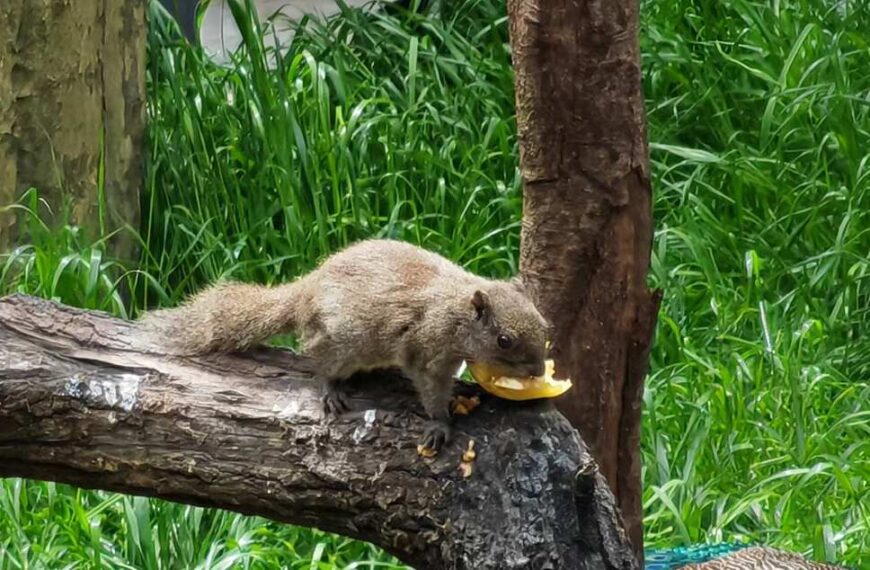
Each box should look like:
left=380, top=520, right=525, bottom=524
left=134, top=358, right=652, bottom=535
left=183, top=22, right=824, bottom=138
left=467, top=359, right=572, bottom=401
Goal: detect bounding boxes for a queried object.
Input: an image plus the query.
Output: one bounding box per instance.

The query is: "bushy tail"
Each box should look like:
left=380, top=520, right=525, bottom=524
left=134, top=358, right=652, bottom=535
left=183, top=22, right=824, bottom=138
left=139, top=280, right=302, bottom=355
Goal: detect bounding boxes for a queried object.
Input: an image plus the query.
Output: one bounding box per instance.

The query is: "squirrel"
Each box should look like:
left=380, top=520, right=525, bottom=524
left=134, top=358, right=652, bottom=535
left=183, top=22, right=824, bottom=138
left=140, top=239, right=551, bottom=452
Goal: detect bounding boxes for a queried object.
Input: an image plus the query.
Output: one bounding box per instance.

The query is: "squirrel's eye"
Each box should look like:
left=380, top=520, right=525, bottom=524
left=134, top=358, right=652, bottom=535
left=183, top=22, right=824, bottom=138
left=497, top=334, right=513, bottom=349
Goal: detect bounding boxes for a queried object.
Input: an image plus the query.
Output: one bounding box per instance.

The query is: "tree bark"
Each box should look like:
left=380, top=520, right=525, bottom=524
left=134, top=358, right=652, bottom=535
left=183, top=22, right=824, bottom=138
left=0, top=0, right=146, bottom=262
left=0, top=294, right=638, bottom=570
left=508, top=0, right=661, bottom=559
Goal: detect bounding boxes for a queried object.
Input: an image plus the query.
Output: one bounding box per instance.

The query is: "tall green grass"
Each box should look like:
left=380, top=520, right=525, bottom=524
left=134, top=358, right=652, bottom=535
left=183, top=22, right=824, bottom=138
left=0, top=0, right=867, bottom=567
left=640, top=1, right=869, bottom=562
left=142, top=0, right=520, bottom=305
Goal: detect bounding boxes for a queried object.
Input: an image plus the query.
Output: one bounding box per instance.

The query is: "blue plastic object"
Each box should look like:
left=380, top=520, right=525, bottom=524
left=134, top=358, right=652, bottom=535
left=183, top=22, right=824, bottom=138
left=644, top=542, right=750, bottom=569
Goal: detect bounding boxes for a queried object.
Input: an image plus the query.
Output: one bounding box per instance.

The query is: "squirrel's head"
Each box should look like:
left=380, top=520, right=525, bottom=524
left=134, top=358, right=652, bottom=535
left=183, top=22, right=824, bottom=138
left=465, top=278, right=551, bottom=378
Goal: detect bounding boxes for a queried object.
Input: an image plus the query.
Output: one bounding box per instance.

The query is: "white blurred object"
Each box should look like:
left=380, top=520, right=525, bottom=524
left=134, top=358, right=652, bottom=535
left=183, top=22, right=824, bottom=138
left=199, top=0, right=376, bottom=63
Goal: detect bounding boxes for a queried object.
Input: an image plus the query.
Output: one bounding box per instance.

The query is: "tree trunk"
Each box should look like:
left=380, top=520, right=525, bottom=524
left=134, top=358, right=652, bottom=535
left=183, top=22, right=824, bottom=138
left=0, top=0, right=146, bottom=262
left=508, top=0, right=661, bottom=559
left=0, top=294, right=639, bottom=570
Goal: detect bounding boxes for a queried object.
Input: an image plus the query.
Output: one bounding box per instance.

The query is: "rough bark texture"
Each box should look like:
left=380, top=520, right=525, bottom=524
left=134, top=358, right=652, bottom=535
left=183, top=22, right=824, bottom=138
left=508, top=0, right=661, bottom=559
left=0, top=0, right=146, bottom=261
left=0, top=294, right=639, bottom=570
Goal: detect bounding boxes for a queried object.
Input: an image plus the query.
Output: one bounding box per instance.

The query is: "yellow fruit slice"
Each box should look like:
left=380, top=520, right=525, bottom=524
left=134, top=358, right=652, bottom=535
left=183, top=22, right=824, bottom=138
left=467, top=359, right=572, bottom=401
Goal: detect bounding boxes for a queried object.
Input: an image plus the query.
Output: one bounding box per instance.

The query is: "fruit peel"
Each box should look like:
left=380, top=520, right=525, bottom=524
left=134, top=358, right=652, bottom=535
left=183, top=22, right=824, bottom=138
left=459, top=440, right=476, bottom=478
left=451, top=394, right=481, bottom=415
left=467, top=359, right=572, bottom=401
left=416, top=444, right=438, bottom=458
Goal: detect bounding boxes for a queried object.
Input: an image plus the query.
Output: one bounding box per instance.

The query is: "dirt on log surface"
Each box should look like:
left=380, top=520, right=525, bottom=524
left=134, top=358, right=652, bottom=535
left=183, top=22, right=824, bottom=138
left=0, top=294, right=638, bottom=570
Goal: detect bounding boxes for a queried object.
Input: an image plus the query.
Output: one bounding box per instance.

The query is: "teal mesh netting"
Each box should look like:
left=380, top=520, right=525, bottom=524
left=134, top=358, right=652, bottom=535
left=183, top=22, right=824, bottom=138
left=644, top=542, right=750, bottom=569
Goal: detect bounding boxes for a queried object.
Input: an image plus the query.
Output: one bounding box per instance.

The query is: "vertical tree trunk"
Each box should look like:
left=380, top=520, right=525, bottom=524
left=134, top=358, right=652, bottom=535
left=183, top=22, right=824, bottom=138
left=0, top=0, right=146, bottom=262
left=508, top=0, right=661, bottom=560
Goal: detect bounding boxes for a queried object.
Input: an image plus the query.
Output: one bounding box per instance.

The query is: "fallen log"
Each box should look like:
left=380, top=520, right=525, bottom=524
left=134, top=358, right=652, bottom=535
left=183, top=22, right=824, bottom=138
left=0, top=294, right=638, bottom=570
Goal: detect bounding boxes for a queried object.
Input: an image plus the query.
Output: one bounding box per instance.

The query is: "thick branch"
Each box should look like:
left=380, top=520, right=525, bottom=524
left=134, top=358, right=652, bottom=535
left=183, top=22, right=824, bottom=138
left=0, top=295, right=638, bottom=570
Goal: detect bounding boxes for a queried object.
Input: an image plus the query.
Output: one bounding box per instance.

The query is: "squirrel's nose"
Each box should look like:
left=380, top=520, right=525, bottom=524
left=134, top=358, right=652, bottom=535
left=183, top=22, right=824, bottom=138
left=529, top=362, right=546, bottom=377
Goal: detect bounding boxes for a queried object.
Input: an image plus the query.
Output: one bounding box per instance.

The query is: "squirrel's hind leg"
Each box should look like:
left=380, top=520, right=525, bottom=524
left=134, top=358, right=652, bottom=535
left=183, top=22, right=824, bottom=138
left=300, top=336, right=356, bottom=417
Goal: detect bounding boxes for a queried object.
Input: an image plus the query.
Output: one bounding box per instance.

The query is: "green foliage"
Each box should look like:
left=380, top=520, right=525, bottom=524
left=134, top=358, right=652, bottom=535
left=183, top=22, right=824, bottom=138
left=0, top=479, right=403, bottom=569
left=640, top=1, right=869, bottom=562
left=143, top=0, right=520, bottom=304
left=0, top=189, right=137, bottom=317
left=0, top=0, right=867, bottom=567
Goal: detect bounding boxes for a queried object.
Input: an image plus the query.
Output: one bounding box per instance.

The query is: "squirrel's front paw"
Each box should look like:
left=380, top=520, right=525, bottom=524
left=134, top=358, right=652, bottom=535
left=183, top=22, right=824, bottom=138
left=419, top=421, right=452, bottom=455
left=321, top=380, right=350, bottom=416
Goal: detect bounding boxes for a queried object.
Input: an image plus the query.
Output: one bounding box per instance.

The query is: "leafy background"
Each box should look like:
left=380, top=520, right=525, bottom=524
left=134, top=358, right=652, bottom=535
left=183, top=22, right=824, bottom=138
left=0, top=0, right=867, bottom=567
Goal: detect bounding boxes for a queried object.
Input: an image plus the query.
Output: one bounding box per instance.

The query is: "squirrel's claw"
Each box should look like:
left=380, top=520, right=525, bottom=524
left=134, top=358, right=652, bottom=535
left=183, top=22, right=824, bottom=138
left=420, top=421, right=452, bottom=453
left=322, top=381, right=350, bottom=416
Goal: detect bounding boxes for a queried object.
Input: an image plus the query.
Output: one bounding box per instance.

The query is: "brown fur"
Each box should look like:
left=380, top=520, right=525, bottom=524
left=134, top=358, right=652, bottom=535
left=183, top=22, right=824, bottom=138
left=141, top=239, right=550, bottom=450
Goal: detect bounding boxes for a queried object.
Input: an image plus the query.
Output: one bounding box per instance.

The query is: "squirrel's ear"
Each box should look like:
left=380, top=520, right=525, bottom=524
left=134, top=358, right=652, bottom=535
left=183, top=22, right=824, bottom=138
left=471, top=290, right=490, bottom=320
